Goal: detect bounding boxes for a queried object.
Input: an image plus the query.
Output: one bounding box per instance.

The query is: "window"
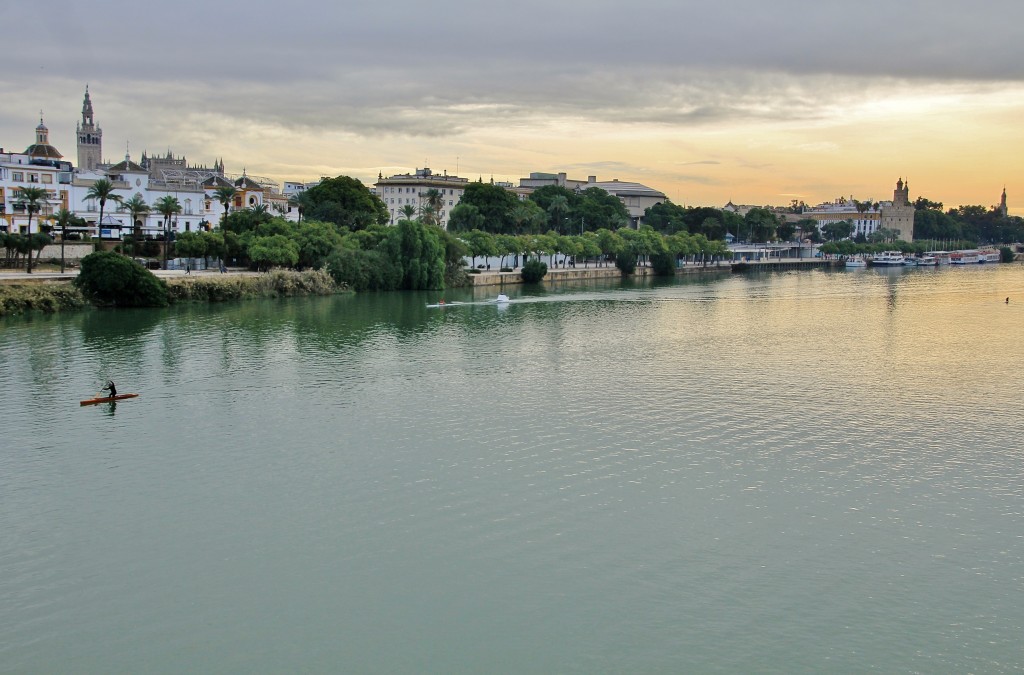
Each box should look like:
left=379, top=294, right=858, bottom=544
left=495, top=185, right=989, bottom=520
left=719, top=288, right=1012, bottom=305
left=28, top=174, right=39, bottom=183
left=12, top=172, right=23, bottom=181
left=42, top=174, right=52, bottom=184
left=449, top=200, right=453, bottom=206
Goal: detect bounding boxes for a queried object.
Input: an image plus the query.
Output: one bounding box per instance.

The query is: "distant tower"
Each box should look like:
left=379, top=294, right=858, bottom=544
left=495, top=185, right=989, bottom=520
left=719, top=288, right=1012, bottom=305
left=880, top=177, right=915, bottom=242
left=999, top=187, right=1008, bottom=218
left=76, top=86, right=103, bottom=171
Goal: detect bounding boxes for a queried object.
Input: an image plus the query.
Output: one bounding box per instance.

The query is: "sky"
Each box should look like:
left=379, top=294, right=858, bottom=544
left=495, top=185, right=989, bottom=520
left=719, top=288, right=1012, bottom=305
left=2, top=0, right=1021, bottom=214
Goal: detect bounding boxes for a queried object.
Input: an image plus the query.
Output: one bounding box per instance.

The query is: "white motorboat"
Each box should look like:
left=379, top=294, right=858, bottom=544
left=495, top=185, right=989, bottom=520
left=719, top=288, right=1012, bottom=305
left=916, top=255, right=937, bottom=266
left=496, top=294, right=510, bottom=304
left=845, top=257, right=867, bottom=268
left=870, top=251, right=906, bottom=266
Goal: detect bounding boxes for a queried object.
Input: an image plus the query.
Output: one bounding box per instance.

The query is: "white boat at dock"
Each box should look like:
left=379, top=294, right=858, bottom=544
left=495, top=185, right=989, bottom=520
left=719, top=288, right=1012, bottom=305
left=949, top=250, right=980, bottom=265
left=869, top=251, right=906, bottom=266
left=915, top=255, right=938, bottom=266
left=845, top=256, right=867, bottom=268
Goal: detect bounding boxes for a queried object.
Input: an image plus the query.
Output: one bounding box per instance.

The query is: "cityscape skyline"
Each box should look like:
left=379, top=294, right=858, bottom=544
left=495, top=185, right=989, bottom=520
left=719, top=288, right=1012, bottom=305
left=1, top=0, right=1020, bottom=215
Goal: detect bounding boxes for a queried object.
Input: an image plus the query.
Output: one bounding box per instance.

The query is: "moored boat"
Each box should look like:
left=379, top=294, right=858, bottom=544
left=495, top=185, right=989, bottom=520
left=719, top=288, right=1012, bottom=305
left=916, top=255, right=937, bottom=266
left=979, top=249, right=1001, bottom=263
left=844, top=256, right=867, bottom=268
left=869, top=251, right=905, bottom=266
left=950, top=250, right=980, bottom=265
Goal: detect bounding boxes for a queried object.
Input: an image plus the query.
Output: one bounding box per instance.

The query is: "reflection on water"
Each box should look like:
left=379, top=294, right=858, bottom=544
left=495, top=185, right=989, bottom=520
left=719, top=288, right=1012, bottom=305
left=2, top=265, right=1024, bottom=673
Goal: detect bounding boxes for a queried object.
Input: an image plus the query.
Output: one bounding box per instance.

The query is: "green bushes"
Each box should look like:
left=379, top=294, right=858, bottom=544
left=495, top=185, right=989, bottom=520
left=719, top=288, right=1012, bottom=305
left=326, top=248, right=401, bottom=291
left=615, top=253, right=637, bottom=275
left=1000, top=247, right=1015, bottom=263
left=650, top=252, right=677, bottom=276
left=521, top=259, right=548, bottom=283
left=166, top=269, right=339, bottom=303
left=0, top=285, right=87, bottom=317
left=74, top=250, right=169, bottom=307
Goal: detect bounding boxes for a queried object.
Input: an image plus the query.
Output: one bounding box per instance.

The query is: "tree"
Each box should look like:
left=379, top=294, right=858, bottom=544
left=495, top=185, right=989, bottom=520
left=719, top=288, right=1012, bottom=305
left=458, top=181, right=518, bottom=233
left=795, top=218, right=820, bottom=243
left=14, top=186, right=48, bottom=273
left=743, top=208, right=780, bottom=242
left=447, top=203, right=485, bottom=233
left=462, top=229, right=496, bottom=268
left=85, top=178, right=122, bottom=244
left=574, top=187, right=631, bottom=232
left=154, top=195, right=182, bottom=269
left=122, top=194, right=150, bottom=257
left=822, top=220, right=854, bottom=242
left=213, top=186, right=236, bottom=264
left=49, top=207, right=82, bottom=273
left=400, top=204, right=418, bottom=221
left=288, top=190, right=314, bottom=225
left=380, top=218, right=446, bottom=290
left=776, top=220, right=796, bottom=242
left=510, top=200, right=545, bottom=235
left=644, top=200, right=688, bottom=233
left=294, top=220, right=342, bottom=269
left=494, top=233, right=519, bottom=269
left=914, top=196, right=944, bottom=211
left=578, top=232, right=602, bottom=267
left=174, top=231, right=207, bottom=260
left=546, top=195, right=570, bottom=234
left=249, top=203, right=270, bottom=221
left=305, top=175, right=388, bottom=230
left=421, top=188, right=444, bottom=227
left=248, top=234, right=299, bottom=271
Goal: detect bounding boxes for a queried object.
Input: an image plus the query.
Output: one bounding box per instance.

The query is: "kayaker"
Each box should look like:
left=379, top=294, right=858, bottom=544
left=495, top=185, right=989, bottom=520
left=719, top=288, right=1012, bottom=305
left=102, top=380, right=117, bottom=397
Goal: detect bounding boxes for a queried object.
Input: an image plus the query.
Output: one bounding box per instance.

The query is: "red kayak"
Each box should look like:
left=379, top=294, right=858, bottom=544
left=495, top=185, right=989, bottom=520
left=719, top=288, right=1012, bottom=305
left=80, top=393, right=139, bottom=406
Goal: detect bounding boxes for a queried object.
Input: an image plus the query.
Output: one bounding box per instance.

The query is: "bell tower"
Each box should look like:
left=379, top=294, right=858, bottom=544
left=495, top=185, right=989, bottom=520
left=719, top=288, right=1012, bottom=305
left=76, top=85, right=103, bottom=171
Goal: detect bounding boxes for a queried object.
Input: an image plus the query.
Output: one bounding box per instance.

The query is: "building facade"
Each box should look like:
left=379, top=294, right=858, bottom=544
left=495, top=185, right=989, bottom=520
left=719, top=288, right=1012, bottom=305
left=375, top=168, right=468, bottom=228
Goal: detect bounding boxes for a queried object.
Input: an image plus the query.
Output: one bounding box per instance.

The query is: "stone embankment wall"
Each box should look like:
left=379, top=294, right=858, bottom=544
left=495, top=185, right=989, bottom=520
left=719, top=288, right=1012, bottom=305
left=467, top=263, right=730, bottom=287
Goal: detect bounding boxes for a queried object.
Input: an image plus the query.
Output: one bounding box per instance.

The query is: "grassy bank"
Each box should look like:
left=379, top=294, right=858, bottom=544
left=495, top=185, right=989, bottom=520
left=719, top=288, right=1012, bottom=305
left=0, top=269, right=346, bottom=317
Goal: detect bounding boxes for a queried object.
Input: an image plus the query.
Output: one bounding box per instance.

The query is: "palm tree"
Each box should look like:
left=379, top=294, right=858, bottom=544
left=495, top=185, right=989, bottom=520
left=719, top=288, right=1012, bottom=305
left=546, top=195, right=570, bottom=235
left=122, top=194, right=150, bottom=257
left=213, top=186, right=236, bottom=269
left=249, top=203, right=270, bottom=223
left=49, top=207, right=77, bottom=273
left=400, top=204, right=418, bottom=221
left=288, top=191, right=314, bottom=225
left=421, top=188, right=444, bottom=227
left=14, top=186, right=48, bottom=273
left=154, top=195, right=182, bottom=269
left=85, top=178, right=122, bottom=242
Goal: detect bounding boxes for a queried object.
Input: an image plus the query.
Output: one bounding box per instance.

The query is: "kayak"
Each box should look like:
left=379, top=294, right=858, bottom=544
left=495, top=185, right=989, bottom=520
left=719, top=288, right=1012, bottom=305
left=80, top=393, right=139, bottom=406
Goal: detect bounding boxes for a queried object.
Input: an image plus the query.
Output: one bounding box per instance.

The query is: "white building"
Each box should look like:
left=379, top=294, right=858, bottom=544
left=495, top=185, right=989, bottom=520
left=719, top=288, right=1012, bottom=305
left=375, top=167, right=468, bottom=228
left=0, top=116, right=73, bottom=234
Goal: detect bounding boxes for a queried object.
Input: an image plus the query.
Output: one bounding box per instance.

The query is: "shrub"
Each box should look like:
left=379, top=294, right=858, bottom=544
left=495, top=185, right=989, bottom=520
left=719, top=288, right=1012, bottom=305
left=1000, top=247, right=1015, bottom=263
left=650, top=252, right=676, bottom=276
left=165, top=269, right=339, bottom=303
left=74, top=250, right=169, bottom=307
left=0, top=284, right=87, bottom=317
left=500, top=267, right=513, bottom=272
left=521, top=259, right=547, bottom=283
left=326, top=247, right=401, bottom=292
left=615, top=254, right=637, bottom=275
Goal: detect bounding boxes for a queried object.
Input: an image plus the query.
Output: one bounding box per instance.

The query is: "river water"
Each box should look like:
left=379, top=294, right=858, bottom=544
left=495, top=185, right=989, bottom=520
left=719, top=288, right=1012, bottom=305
left=2, top=264, right=1023, bottom=673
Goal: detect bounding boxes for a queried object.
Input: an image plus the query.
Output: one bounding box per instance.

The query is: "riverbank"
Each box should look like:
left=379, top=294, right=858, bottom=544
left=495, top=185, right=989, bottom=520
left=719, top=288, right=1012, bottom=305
left=0, top=268, right=342, bottom=317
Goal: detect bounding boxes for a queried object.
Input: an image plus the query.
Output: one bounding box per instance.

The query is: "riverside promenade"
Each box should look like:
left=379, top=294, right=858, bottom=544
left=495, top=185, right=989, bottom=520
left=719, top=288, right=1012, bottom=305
left=468, top=257, right=838, bottom=287
left=0, top=257, right=839, bottom=287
